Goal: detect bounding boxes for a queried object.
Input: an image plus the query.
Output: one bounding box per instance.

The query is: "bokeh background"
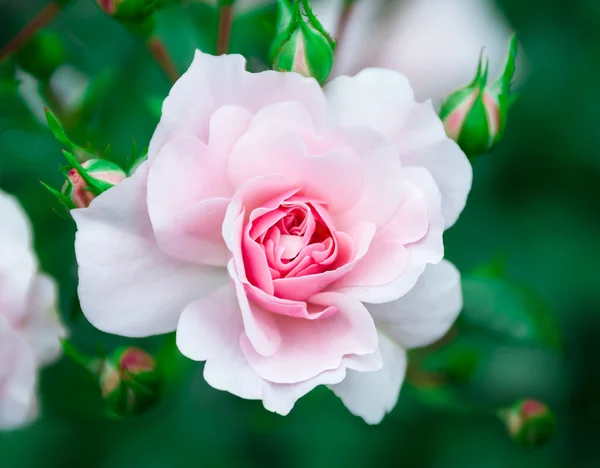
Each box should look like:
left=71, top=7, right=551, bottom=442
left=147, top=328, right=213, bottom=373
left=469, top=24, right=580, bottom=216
left=1, top=0, right=599, bottom=466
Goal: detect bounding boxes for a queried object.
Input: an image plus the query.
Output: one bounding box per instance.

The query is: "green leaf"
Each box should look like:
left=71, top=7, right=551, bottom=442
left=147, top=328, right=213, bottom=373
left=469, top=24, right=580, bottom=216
left=461, top=275, right=562, bottom=350
left=421, top=342, right=481, bottom=384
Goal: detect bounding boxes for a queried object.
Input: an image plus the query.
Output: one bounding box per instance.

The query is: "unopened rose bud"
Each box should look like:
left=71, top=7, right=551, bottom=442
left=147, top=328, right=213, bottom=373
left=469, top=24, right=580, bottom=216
left=439, top=35, right=518, bottom=158
left=62, top=159, right=126, bottom=208
left=15, top=30, right=66, bottom=83
left=96, top=0, right=163, bottom=37
left=99, top=347, right=163, bottom=417
left=499, top=399, right=556, bottom=448
left=270, top=0, right=336, bottom=83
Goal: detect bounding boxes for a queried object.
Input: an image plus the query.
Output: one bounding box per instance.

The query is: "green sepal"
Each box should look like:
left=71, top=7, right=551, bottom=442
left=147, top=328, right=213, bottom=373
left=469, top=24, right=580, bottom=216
left=41, top=181, right=76, bottom=210
left=45, top=107, right=73, bottom=151
left=300, top=0, right=336, bottom=50
left=269, top=0, right=299, bottom=63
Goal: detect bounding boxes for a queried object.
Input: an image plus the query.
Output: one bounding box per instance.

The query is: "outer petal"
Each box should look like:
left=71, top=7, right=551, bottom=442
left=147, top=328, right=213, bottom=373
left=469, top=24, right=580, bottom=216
left=73, top=164, right=228, bottom=337
left=368, top=260, right=462, bottom=349
left=149, top=51, right=327, bottom=158
left=22, top=274, right=67, bottom=367
left=0, top=317, right=37, bottom=430
left=176, top=286, right=347, bottom=416
left=324, top=68, right=471, bottom=228
left=240, top=292, right=379, bottom=384
left=329, top=333, right=407, bottom=425
left=395, top=100, right=472, bottom=228
left=332, top=167, right=444, bottom=303
left=0, top=190, right=37, bottom=324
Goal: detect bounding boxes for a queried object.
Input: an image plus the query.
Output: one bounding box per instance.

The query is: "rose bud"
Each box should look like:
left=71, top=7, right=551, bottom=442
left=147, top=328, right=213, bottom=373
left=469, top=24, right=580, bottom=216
left=439, top=35, right=518, bottom=158
left=96, top=0, right=163, bottom=37
left=62, top=159, right=126, bottom=209
left=270, top=0, right=336, bottom=83
left=499, top=399, right=556, bottom=448
left=15, top=30, right=66, bottom=83
left=99, top=347, right=164, bottom=418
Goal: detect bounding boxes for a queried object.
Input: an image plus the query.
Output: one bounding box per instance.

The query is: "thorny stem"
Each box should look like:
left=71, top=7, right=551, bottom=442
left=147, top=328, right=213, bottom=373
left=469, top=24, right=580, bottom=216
left=0, top=1, right=63, bottom=64
left=146, top=36, right=179, bottom=84
left=217, top=5, right=234, bottom=55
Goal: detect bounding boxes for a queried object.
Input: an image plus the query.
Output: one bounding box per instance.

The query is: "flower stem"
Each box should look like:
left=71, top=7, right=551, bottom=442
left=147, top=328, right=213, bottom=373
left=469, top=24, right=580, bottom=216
left=0, top=1, right=63, bottom=64
left=217, top=4, right=233, bottom=55
left=146, top=36, right=179, bottom=83
left=335, top=0, right=356, bottom=52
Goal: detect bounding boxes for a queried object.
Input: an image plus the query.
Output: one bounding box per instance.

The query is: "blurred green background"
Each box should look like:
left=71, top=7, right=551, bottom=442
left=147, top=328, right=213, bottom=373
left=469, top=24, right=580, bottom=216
left=1, top=0, right=599, bottom=466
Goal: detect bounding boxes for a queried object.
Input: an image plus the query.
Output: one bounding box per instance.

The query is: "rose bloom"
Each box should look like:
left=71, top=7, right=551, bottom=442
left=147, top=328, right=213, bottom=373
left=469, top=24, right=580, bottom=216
left=74, top=51, right=471, bottom=423
left=0, top=190, right=66, bottom=430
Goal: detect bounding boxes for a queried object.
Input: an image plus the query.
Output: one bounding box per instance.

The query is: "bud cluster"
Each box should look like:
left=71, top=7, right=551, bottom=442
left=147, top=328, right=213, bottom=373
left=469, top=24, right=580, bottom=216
left=96, top=0, right=164, bottom=38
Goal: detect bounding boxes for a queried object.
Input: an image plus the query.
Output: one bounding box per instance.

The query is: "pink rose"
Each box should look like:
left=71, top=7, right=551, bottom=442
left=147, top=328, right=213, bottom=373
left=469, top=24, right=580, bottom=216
left=74, top=51, right=471, bottom=423
left=0, top=190, right=66, bottom=430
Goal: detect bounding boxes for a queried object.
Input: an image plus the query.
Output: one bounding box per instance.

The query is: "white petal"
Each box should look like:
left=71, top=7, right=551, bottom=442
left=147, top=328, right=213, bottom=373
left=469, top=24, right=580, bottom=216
left=0, top=316, right=38, bottom=430
left=73, top=164, right=228, bottom=337
left=329, top=333, right=407, bottom=425
left=22, top=274, right=67, bottom=367
left=0, top=190, right=37, bottom=323
left=368, top=260, right=462, bottom=349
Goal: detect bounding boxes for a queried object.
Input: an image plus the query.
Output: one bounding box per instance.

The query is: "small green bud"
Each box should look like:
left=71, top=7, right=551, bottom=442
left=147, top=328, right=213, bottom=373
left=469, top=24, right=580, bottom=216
left=499, top=399, right=556, bottom=448
left=99, top=347, right=164, bottom=418
left=62, top=159, right=126, bottom=208
left=270, top=0, right=335, bottom=83
left=15, top=30, right=66, bottom=82
left=439, top=35, right=518, bottom=158
left=96, top=0, right=163, bottom=38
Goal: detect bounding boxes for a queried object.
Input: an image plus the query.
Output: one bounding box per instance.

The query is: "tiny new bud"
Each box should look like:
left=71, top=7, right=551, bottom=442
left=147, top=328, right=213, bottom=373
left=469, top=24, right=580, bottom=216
left=270, top=0, right=335, bottom=83
left=62, top=159, right=126, bottom=208
left=439, top=35, right=518, bottom=158
left=499, top=399, right=556, bottom=448
left=99, top=347, right=163, bottom=418
left=15, top=30, right=66, bottom=83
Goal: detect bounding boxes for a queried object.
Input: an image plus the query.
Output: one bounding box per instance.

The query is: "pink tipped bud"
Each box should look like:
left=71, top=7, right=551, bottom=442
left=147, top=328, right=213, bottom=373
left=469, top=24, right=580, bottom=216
left=99, top=347, right=163, bottom=418
left=500, top=399, right=555, bottom=447
left=62, top=159, right=126, bottom=208
left=440, top=35, right=518, bottom=158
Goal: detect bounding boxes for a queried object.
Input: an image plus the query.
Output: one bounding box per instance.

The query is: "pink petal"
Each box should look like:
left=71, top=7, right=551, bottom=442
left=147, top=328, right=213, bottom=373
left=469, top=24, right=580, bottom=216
left=73, top=164, right=228, bottom=337
left=368, top=260, right=462, bottom=349
left=273, top=222, right=375, bottom=301
left=395, top=100, right=472, bottom=228
left=228, top=260, right=281, bottom=357
left=240, top=292, right=378, bottom=384
left=227, top=124, right=363, bottom=214
left=332, top=167, right=444, bottom=304
left=146, top=135, right=231, bottom=266
left=176, top=286, right=347, bottom=416
left=149, top=51, right=327, bottom=159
